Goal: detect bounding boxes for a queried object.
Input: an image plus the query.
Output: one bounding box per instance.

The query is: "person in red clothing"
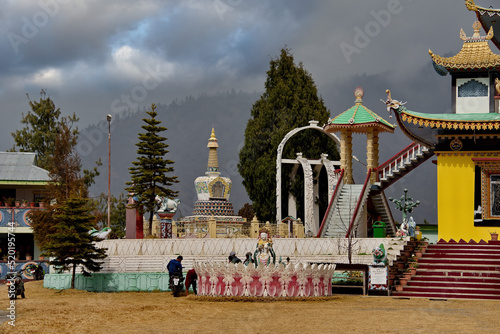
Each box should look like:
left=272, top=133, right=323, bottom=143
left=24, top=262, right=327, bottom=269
left=185, top=269, right=197, bottom=295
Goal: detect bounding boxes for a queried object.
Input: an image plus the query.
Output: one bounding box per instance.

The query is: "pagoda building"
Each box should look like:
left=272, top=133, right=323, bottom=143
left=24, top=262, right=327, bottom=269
left=318, top=87, right=398, bottom=238
left=176, top=128, right=245, bottom=237
left=387, top=13, right=500, bottom=242
left=325, top=86, right=396, bottom=184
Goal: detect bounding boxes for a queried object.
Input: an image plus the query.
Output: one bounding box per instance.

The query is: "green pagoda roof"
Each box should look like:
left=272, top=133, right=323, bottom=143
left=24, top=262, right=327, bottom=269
left=325, top=87, right=395, bottom=134
left=398, top=108, right=500, bottom=127
left=384, top=89, right=500, bottom=147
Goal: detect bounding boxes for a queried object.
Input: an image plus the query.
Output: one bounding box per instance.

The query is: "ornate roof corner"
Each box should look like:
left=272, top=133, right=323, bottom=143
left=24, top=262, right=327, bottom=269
left=382, top=89, right=406, bottom=114
left=465, top=0, right=478, bottom=12
left=465, top=1, right=500, bottom=50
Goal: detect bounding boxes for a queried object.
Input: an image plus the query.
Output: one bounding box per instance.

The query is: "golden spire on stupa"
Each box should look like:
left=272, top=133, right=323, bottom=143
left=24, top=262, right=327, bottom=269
left=207, top=128, right=219, bottom=175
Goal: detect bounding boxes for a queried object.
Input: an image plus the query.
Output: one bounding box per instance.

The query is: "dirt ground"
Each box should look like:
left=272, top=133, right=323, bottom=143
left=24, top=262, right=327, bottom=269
left=0, top=281, right=499, bottom=334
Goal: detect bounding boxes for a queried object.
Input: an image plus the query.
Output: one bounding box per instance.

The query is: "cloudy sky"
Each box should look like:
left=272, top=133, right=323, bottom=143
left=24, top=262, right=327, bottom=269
left=0, top=0, right=487, bottom=223
left=0, top=0, right=474, bottom=129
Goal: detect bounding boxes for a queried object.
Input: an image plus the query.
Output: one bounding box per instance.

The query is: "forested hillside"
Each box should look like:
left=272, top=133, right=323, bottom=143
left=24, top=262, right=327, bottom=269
left=80, top=90, right=260, bottom=218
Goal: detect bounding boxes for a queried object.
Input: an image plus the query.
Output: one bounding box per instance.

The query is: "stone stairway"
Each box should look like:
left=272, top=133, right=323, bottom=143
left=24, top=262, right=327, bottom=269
left=323, top=184, right=364, bottom=238
left=376, top=142, right=434, bottom=191
left=392, top=240, right=500, bottom=300
left=369, top=191, right=396, bottom=236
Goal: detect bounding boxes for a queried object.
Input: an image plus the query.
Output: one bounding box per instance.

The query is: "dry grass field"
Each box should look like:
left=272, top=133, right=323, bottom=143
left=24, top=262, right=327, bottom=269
left=0, top=281, right=499, bottom=334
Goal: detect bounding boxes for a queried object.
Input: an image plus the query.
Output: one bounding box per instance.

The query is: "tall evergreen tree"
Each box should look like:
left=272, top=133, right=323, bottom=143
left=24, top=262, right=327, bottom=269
left=29, top=117, right=100, bottom=249
left=11, top=90, right=78, bottom=169
left=125, top=104, right=178, bottom=235
left=43, top=197, right=107, bottom=289
left=238, top=48, right=339, bottom=222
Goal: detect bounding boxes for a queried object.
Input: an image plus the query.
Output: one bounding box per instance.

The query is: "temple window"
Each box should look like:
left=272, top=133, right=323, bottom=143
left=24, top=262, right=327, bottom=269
left=473, top=160, right=500, bottom=226
left=490, top=174, right=500, bottom=217
left=456, top=78, right=490, bottom=114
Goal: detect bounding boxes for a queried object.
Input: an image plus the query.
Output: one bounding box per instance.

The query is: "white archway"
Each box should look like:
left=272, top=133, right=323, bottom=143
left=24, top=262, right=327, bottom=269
left=276, top=120, right=341, bottom=235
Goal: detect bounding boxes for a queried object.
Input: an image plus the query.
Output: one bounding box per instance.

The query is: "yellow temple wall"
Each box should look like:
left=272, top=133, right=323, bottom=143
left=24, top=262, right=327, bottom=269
left=437, top=153, right=493, bottom=242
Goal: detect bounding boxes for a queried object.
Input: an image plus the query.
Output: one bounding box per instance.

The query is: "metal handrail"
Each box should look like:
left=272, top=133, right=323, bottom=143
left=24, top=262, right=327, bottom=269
left=317, top=169, right=344, bottom=238
left=345, top=169, right=372, bottom=238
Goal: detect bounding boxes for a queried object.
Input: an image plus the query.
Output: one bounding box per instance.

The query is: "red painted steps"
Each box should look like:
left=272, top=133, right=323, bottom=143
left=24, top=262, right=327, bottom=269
left=392, top=241, right=500, bottom=300
left=411, top=275, right=500, bottom=283
left=407, top=280, right=500, bottom=290
left=393, top=291, right=500, bottom=300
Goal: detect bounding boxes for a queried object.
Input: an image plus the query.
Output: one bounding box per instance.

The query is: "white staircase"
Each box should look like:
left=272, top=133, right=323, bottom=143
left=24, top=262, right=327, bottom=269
left=323, top=184, right=364, bottom=238
left=376, top=142, right=434, bottom=190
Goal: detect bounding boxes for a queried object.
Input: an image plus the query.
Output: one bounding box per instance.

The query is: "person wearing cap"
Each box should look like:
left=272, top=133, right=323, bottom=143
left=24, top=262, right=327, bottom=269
left=228, top=251, right=241, bottom=264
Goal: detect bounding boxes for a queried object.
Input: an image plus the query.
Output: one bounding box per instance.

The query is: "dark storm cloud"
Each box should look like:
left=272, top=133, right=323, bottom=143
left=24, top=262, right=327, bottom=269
left=0, top=1, right=488, bottom=223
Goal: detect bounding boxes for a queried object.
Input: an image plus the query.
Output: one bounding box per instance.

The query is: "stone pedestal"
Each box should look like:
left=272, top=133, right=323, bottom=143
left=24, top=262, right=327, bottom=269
left=250, top=216, right=260, bottom=238
left=278, top=221, right=288, bottom=237
left=157, top=212, right=175, bottom=239
left=294, top=219, right=305, bottom=238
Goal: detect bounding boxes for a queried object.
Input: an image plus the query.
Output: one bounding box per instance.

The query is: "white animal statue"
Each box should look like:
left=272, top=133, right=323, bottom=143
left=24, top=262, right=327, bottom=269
left=89, top=227, right=112, bottom=240
left=155, top=195, right=181, bottom=213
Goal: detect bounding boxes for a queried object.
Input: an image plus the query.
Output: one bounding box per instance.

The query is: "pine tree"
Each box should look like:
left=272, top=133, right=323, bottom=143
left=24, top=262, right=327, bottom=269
left=125, top=104, right=178, bottom=236
left=11, top=90, right=78, bottom=169
left=238, top=48, right=339, bottom=222
left=43, top=197, right=107, bottom=289
left=29, top=116, right=100, bottom=249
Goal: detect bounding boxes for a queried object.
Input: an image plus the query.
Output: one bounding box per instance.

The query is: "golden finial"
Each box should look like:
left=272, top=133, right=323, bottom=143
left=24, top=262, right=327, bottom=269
left=472, top=21, right=481, bottom=38
left=354, top=86, right=364, bottom=104
left=207, top=127, right=219, bottom=148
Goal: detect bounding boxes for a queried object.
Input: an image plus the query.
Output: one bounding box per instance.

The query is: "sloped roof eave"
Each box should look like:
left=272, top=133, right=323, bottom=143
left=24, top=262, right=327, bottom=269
left=397, top=108, right=500, bottom=131
left=324, top=122, right=395, bottom=133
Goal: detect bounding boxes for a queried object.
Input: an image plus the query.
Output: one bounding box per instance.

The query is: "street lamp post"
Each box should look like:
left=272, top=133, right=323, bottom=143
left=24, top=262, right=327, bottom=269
left=107, top=114, right=112, bottom=228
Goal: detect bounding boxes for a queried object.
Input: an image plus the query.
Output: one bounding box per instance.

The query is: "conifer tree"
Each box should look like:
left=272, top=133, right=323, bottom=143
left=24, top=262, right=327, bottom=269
left=11, top=90, right=78, bottom=169
left=238, top=48, right=339, bottom=222
left=125, top=104, right=178, bottom=236
left=29, top=117, right=100, bottom=249
left=43, top=198, right=107, bottom=289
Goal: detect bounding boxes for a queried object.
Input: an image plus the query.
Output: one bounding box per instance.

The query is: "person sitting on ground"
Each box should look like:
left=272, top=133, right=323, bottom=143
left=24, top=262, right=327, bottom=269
left=243, top=252, right=254, bottom=266
left=185, top=268, right=197, bottom=296
left=228, top=251, right=241, bottom=264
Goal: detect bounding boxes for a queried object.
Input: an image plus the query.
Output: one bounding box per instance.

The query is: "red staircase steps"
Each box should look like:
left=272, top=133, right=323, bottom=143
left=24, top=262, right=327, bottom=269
left=392, top=241, right=500, bottom=300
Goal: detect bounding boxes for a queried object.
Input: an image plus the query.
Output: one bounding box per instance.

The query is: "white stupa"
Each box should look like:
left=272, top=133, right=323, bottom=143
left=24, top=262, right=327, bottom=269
left=177, top=129, right=245, bottom=235
left=192, top=128, right=235, bottom=215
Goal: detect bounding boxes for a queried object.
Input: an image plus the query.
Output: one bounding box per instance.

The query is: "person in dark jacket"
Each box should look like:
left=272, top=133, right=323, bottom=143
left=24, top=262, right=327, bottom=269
left=243, top=252, right=255, bottom=266
left=228, top=251, right=241, bottom=264
left=185, top=269, right=197, bottom=295
left=167, top=255, right=183, bottom=289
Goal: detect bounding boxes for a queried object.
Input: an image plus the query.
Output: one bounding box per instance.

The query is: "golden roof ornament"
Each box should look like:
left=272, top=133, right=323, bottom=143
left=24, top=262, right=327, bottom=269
left=429, top=21, right=500, bottom=72
left=354, top=86, right=364, bottom=105
left=465, top=0, right=478, bottom=12
left=460, top=21, right=493, bottom=41
left=207, top=127, right=219, bottom=148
